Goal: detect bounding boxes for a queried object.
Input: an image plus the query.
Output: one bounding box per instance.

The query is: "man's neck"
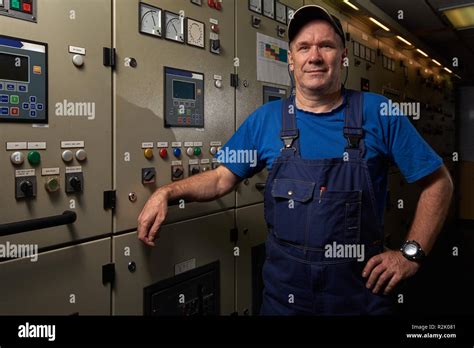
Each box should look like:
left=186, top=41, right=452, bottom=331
left=295, top=87, right=343, bottom=114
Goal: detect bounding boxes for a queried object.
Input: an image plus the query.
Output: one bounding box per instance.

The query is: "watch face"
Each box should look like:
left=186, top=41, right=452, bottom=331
left=404, top=243, right=418, bottom=256
left=139, top=3, right=162, bottom=37
left=165, top=11, right=185, bottom=43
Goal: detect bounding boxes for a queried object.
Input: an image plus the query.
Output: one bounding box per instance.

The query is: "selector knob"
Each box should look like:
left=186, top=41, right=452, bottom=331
left=211, top=39, right=221, bottom=51
left=172, top=167, right=184, bottom=178
left=191, top=167, right=200, bottom=175
left=10, top=151, right=25, bottom=165
left=69, top=176, right=82, bottom=192
left=62, top=150, right=74, bottom=162
left=75, top=149, right=87, bottom=162
left=45, top=177, right=60, bottom=193
left=186, top=147, right=194, bottom=157
left=143, top=170, right=155, bottom=182
left=20, top=181, right=34, bottom=197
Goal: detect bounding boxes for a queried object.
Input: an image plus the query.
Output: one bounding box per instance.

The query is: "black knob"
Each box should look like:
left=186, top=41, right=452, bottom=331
left=212, top=39, right=220, bottom=51
left=143, top=170, right=155, bottom=182
left=191, top=167, right=200, bottom=175
left=69, top=176, right=82, bottom=192
left=173, top=168, right=183, bottom=178
left=20, top=181, right=34, bottom=197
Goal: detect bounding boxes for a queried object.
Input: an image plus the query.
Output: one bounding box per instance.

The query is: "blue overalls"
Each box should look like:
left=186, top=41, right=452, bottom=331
left=261, top=89, right=393, bottom=315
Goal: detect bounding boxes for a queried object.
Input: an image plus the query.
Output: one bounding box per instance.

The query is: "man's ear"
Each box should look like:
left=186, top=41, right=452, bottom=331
left=288, top=49, right=294, bottom=71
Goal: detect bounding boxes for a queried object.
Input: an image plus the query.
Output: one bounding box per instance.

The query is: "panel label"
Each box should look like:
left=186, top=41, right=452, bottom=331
left=42, top=168, right=60, bottom=176
left=175, top=258, right=196, bottom=275
left=6, top=142, right=27, bottom=150
left=61, top=141, right=85, bottom=148
left=65, top=166, right=82, bottom=173
left=15, top=169, right=35, bottom=177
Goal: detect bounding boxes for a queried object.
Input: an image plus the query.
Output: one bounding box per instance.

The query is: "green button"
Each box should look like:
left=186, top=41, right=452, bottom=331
left=186, top=109, right=192, bottom=116
left=10, top=95, right=19, bottom=104
left=10, top=0, right=20, bottom=10
left=194, top=147, right=201, bottom=156
left=28, top=151, right=41, bottom=165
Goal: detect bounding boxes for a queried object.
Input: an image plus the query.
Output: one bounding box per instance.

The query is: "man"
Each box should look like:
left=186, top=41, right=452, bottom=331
left=138, top=5, right=453, bottom=315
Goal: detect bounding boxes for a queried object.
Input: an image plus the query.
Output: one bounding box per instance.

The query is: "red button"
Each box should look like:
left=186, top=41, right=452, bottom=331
left=10, top=107, right=19, bottom=116
left=159, top=148, right=168, bottom=158
left=22, top=3, right=32, bottom=13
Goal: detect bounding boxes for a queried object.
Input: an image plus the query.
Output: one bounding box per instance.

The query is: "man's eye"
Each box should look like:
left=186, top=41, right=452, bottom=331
left=299, top=46, right=309, bottom=51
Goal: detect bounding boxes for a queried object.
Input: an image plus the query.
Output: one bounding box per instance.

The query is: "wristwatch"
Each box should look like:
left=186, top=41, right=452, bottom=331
left=400, top=240, right=425, bottom=262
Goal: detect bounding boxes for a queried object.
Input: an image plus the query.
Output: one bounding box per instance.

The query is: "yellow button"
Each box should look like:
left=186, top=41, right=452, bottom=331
left=144, top=148, right=154, bottom=159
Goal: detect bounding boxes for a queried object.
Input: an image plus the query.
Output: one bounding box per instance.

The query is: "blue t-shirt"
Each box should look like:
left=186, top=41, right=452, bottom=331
left=216, top=91, right=443, bottom=221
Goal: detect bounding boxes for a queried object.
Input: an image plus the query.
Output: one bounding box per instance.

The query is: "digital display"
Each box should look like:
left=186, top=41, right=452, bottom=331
left=173, top=80, right=195, bottom=100
left=0, top=52, right=29, bottom=82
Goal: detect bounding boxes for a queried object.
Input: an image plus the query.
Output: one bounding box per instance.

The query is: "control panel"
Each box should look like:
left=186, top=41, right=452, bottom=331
left=164, top=67, right=204, bottom=128
left=263, top=85, right=287, bottom=104
left=0, top=0, right=36, bottom=22
left=0, top=35, right=47, bottom=123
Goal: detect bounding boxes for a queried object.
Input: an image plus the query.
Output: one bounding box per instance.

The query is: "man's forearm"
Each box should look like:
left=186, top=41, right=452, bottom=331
left=406, top=166, right=454, bottom=255
left=158, top=169, right=232, bottom=203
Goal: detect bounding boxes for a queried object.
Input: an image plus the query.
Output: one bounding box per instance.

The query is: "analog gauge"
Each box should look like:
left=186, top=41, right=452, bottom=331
left=287, top=6, right=295, bottom=22
left=263, top=0, right=275, bottom=19
left=139, top=3, right=162, bottom=37
left=249, top=0, right=262, bottom=14
left=275, top=2, right=287, bottom=24
left=165, top=11, right=185, bottom=43
left=187, top=18, right=205, bottom=48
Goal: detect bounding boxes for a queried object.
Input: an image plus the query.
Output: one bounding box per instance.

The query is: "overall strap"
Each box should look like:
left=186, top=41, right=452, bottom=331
left=343, top=90, right=366, bottom=159
left=280, top=96, right=300, bottom=156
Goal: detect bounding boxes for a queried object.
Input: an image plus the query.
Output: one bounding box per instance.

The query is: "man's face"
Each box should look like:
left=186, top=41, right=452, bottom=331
left=288, top=20, right=347, bottom=94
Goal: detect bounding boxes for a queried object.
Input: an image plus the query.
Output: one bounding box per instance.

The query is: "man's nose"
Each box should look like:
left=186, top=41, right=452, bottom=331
left=308, top=46, right=324, bottom=64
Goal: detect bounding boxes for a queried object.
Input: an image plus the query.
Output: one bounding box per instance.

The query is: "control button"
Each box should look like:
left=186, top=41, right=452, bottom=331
left=159, top=148, right=168, bottom=159
left=10, top=107, right=19, bottom=116
left=194, top=147, right=202, bottom=156
left=214, top=79, right=222, bottom=88
left=33, top=66, right=42, bottom=75
left=27, top=151, right=41, bottom=165
left=45, top=178, right=60, bottom=193
left=7, top=83, right=16, bottom=91
left=0, top=82, right=4, bottom=90
left=22, top=102, right=29, bottom=110
left=142, top=168, right=156, bottom=184
left=186, top=147, right=194, bottom=157
left=211, top=24, right=219, bottom=33
left=20, top=181, right=34, bottom=197
left=69, top=176, right=82, bottom=192
left=172, top=166, right=184, bottom=180
left=18, top=84, right=27, bottom=92
left=22, top=2, right=32, bottom=13
left=30, top=103, right=36, bottom=110
left=29, top=96, right=37, bottom=103
left=10, top=151, right=25, bottom=165
left=72, top=54, right=84, bottom=67
left=0, top=95, right=7, bottom=103
left=30, top=110, right=37, bottom=117
left=0, top=107, right=8, bottom=115
left=37, top=103, right=44, bottom=110
left=144, top=148, right=154, bottom=159
left=10, top=95, right=19, bottom=104
left=62, top=150, right=74, bottom=162
left=210, top=146, right=218, bottom=155
left=75, top=149, right=87, bottom=162
left=10, top=0, right=20, bottom=10
left=173, top=148, right=182, bottom=158
left=190, top=166, right=200, bottom=175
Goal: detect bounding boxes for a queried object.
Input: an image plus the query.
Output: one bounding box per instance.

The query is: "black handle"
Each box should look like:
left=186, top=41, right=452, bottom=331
left=0, top=211, right=77, bottom=236
left=255, top=183, right=266, bottom=191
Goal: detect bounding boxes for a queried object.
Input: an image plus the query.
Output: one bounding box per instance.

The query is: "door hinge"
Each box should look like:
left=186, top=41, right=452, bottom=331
left=103, top=190, right=116, bottom=210
left=102, top=263, right=115, bottom=285
left=103, top=47, right=116, bottom=68
left=230, top=73, right=239, bottom=88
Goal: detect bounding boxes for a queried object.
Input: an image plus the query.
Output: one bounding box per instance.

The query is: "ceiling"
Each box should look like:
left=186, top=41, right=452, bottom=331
left=370, top=0, right=474, bottom=83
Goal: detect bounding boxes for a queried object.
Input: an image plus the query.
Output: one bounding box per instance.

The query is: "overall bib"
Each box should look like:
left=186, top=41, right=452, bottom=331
left=261, top=89, right=393, bottom=315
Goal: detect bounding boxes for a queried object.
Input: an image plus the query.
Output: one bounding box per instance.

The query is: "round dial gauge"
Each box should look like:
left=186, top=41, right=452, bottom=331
left=187, top=18, right=205, bottom=48
left=139, top=3, right=162, bottom=37
left=165, top=11, right=185, bottom=43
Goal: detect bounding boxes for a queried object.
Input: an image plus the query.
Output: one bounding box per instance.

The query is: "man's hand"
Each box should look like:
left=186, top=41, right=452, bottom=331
left=137, top=188, right=170, bottom=247
left=362, top=250, right=420, bottom=295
